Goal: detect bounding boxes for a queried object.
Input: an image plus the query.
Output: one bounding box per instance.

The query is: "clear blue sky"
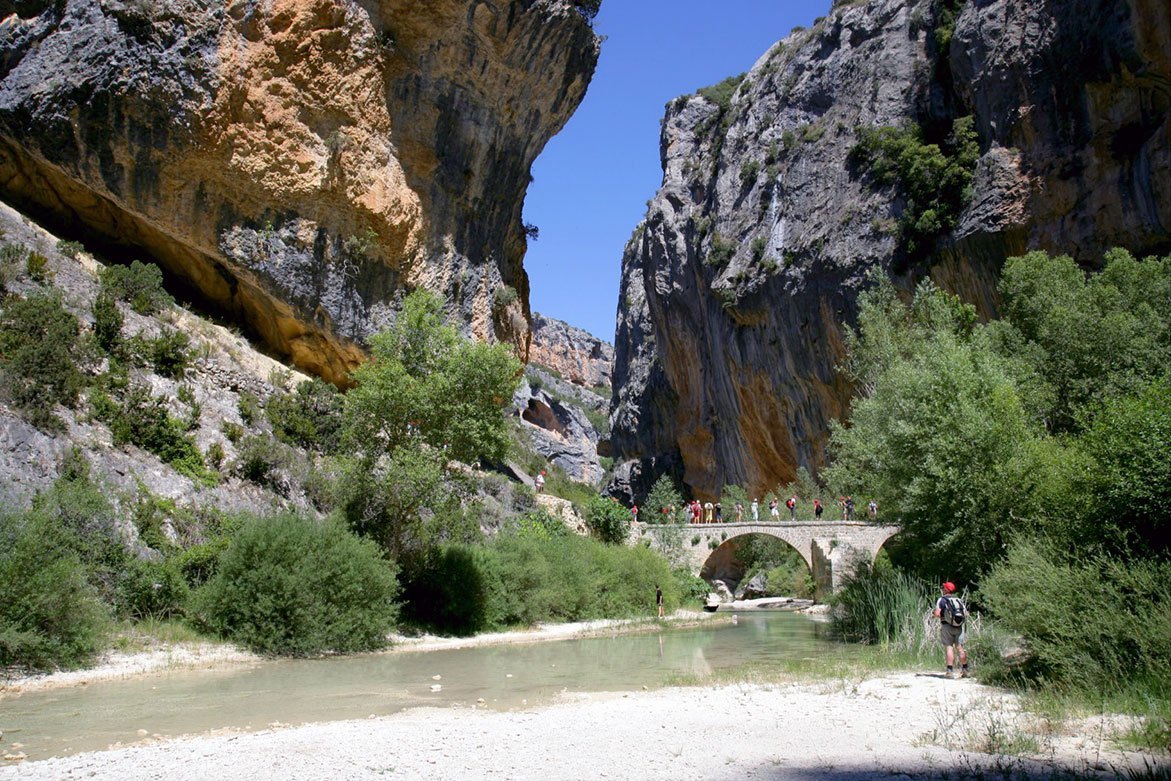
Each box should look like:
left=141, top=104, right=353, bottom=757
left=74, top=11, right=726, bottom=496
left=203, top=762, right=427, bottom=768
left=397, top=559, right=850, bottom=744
left=523, top=0, right=831, bottom=342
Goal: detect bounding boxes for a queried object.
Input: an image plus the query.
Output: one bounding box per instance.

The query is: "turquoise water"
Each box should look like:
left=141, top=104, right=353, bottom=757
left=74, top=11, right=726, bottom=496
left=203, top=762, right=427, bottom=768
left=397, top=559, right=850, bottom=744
left=0, top=612, right=856, bottom=760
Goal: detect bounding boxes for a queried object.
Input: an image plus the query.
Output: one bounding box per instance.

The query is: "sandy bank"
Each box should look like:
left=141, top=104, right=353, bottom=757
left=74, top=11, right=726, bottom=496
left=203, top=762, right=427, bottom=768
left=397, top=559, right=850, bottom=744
left=1, top=671, right=1157, bottom=780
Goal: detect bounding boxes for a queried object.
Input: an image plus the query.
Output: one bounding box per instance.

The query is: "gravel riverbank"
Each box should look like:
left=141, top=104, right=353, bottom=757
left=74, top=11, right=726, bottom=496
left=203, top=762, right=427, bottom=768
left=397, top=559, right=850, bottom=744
left=1, top=614, right=1160, bottom=779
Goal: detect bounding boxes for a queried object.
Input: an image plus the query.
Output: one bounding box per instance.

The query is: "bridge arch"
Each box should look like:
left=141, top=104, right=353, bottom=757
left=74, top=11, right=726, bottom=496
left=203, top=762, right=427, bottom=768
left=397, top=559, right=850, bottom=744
left=633, top=521, right=900, bottom=600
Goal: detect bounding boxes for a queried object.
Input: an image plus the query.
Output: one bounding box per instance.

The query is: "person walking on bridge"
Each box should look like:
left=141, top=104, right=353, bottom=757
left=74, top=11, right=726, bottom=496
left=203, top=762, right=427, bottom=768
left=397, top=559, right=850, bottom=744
left=704, top=501, right=714, bottom=523
left=751, top=498, right=760, bottom=522
left=814, top=498, right=823, bottom=520
left=787, top=494, right=797, bottom=521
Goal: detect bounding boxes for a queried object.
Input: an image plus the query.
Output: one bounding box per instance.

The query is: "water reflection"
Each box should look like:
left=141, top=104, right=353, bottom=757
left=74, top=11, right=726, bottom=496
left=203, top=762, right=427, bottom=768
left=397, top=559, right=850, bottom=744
left=0, top=612, right=851, bottom=760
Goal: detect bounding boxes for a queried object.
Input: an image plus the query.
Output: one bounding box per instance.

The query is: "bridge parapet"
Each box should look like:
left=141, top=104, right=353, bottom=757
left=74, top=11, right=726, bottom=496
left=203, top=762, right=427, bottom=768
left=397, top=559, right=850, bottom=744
left=633, top=521, right=900, bottom=600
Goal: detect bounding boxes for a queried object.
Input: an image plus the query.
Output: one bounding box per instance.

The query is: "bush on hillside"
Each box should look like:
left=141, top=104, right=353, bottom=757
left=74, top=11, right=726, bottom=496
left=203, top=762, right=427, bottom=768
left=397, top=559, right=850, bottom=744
left=30, top=452, right=130, bottom=603
left=99, top=260, right=173, bottom=314
left=192, top=514, right=399, bottom=655
left=0, top=292, right=85, bottom=430
left=92, top=291, right=124, bottom=354
left=265, top=377, right=344, bottom=452
left=0, top=511, right=109, bottom=670
left=92, top=381, right=206, bottom=478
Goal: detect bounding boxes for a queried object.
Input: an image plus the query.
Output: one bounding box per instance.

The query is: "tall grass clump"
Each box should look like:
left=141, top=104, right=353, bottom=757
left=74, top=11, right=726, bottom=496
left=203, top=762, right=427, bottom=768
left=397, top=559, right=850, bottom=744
left=192, top=514, right=399, bottom=655
left=830, top=557, right=932, bottom=651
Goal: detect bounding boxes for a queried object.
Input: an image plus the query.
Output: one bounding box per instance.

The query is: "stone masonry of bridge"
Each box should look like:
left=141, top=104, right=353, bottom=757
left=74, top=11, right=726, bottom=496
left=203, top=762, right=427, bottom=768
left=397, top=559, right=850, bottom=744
left=632, top=521, right=900, bottom=601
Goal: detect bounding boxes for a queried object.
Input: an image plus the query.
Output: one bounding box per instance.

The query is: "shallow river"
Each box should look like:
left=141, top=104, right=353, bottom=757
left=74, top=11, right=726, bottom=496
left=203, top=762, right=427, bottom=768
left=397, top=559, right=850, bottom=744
left=1, top=612, right=859, bottom=760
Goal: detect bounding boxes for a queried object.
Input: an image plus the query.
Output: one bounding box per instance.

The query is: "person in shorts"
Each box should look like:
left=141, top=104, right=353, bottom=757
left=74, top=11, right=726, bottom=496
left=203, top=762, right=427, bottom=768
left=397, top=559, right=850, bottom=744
left=933, top=581, right=969, bottom=678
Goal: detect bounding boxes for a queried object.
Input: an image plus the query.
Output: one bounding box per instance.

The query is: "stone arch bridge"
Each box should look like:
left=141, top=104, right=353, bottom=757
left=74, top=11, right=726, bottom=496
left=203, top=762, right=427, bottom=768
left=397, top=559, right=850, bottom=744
left=632, top=521, right=900, bottom=600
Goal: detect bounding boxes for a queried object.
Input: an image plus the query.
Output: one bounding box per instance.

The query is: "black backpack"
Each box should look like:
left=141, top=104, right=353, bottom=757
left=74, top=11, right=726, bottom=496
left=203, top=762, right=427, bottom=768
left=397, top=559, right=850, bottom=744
left=941, top=596, right=966, bottom=627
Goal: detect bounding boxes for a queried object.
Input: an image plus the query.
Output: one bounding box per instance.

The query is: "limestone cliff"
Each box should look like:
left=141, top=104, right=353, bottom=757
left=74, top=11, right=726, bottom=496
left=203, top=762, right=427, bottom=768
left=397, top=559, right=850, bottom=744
left=0, top=0, right=600, bottom=384
left=529, top=312, right=613, bottom=389
left=610, top=0, right=1170, bottom=502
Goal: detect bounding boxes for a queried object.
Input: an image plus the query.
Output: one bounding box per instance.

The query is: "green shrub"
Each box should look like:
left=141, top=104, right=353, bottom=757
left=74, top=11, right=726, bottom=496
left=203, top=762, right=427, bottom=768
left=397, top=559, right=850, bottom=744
left=0, top=292, right=84, bottom=430
left=492, top=285, right=518, bottom=311
left=585, top=495, right=631, bottom=544
left=400, top=543, right=504, bottom=635
left=237, top=391, right=260, bottom=425
left=849, top=116, right=979, bottom=262
left=25, top=250, right=50, bottom=282
left=93, top=382, right=206, bottom=478
left=117, top=557, right=189, bottom=619
left=145, top=329, right=192, bottom=379
left=28, top=452, right=130, bottom=604
left=0, top=511, right=109, bottom=670
left=221, top=420, right=245, bottom=444
left=192, top=514, right=399, bottom=655
left=697, top=73, right=745, bottom=112
left=173, top=538, right=231, bottom=588
left=265, top=377, right=343, bottom=452
left=99, top=260, right=174, bottom=314
left=705, top=234, right=735, bottom=268
left=739, top=159, right=760, bottom=187
left=56, top=239, right=85, bottom=258
left=234, top=433, right=292, bottom=489
left=981, top=540, right=1171, bottom=694
left=485, top=531, right=675, bottom=626
left=92, top=291, right=124, bottom=353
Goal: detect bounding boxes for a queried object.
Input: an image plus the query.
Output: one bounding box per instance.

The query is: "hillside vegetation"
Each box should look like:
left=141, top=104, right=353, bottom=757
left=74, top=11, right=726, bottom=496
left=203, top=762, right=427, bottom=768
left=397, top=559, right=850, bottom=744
left=0, top=212, right=681, bottom=670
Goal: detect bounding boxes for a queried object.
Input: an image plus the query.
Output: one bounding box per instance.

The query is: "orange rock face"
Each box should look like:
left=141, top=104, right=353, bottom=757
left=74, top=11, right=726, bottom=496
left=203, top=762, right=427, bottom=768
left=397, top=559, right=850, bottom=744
left=0, top=0, right=600, bottom=383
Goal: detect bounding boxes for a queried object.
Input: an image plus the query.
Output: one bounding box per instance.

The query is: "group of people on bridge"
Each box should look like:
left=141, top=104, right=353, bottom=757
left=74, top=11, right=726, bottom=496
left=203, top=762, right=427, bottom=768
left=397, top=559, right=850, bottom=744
left=646, top=496, right=878, bottom=524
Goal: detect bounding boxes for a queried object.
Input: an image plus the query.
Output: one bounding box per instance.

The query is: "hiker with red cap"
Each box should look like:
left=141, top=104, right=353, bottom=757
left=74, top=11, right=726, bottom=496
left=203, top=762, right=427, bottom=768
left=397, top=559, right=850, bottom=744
left=933, top=582, right=969, bottom=679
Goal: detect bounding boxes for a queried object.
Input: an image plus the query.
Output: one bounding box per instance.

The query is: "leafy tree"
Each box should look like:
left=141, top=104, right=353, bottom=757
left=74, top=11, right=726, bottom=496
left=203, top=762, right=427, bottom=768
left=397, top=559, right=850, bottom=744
left=99, top=260, right=173, bottom=314
left=334, top=445, right=474, bottom=566
left=1077, top=378, right=1171, bottom=558
left=0, top=292, right=84, bottom=430
left=192, top=514, right=399, bottom=655
left=643, top=473, right=683, bottom=522
left=343, top=290, right=521, bottom=465
left=998, top=249, right=1171, bottom=433
left=826, top=283, right=1065, bottom=583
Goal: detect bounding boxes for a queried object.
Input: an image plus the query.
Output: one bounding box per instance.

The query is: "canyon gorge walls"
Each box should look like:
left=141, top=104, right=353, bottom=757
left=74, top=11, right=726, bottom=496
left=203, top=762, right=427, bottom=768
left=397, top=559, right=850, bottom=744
left=609, top=0, right=1170, bottom=501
